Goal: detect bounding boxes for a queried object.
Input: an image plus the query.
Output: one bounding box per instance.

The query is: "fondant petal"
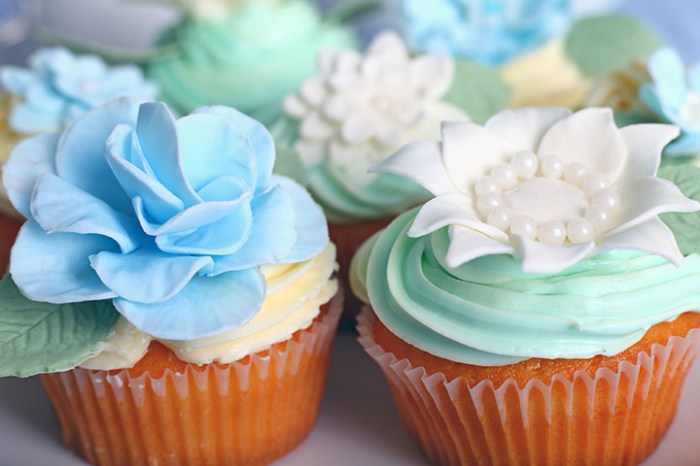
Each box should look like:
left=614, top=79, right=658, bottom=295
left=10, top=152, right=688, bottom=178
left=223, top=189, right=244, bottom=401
left=114, top=268, right=266, bottom=340
left=445, top=226, right=514, bottom=268
left=647, top=48, right=687, bottom=109
left=664, top=133, right=700, bottom=157
left=618, top=124, right=680, bottom=180
left=597, top=218, right=684, bottom=266
left=485, top=107, right=571, bottom=153
left=10, top=221, right=117, bottom=303
left=515, top=237, right=596, bottom=274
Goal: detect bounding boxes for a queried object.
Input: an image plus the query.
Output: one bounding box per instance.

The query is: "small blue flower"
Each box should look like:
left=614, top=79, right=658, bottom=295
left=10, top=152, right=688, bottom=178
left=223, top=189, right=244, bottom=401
left=0, top=47, right=158, bottom=134
left=640, top=48, right=700, bottom=157
left=4, top=99, right=328, bottom=340
left=401, top=0, right=570, bottom=66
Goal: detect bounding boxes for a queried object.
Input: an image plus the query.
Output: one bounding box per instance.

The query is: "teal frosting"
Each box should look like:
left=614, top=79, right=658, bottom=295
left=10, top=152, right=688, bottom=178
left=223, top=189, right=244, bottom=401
left=353, top=209, right=700, bottom=366
left=147, top=0, right=357, bottom=125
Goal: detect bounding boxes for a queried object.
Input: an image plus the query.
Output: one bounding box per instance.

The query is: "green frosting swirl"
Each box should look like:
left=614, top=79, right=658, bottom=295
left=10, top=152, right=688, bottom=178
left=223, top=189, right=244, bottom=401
left=352, top=209, right=700, bottom=366
left=147, top=0, right=356, bottom=125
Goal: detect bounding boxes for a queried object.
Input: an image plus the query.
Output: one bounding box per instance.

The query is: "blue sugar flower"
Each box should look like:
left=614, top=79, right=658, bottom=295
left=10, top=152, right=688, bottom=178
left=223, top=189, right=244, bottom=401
left=4, top=99, right=328, bottom=340
left=401, top=0, right=570, bottom=66
left=640, top=48, right=700, bottom=157
left=0, top=47, right=158, bottom=134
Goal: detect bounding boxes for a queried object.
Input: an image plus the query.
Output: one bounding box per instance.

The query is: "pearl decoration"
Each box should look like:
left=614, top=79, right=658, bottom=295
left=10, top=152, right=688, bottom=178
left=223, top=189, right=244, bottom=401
left=564, top=162, right=588, bottom=185
left=487, top=206, right=512, bottom=230
left=585, top=204, right=613, bottom=230
left=592, top=188, right=621, bottom=210
left=540, top=155, right=564, bottom=178
left=475, top=176, right=501, bottom=197
left=491, top=163, right=518, bottom=189
left=510, top=215, right=537, bottom=239
left=511, top=150, right=538, bottom=178
left=538, top=220, right=567, bottom=245
left=567, top=218, right=594, bottom=244
left=477, top=193, right=503, bottom=217
left=582, top=173, right=610, bottom=195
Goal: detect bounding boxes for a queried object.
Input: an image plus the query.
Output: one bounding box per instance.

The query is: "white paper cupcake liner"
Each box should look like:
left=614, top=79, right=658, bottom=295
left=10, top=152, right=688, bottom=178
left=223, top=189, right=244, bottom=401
left=357, top=307, right=700, bottom=466
left=41, top=291, right=343, bottom=466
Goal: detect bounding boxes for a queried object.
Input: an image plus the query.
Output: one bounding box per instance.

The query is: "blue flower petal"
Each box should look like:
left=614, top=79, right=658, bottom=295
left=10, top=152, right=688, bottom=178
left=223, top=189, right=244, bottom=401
left=114, top=267, right=266, bottom=340
left=55, top=98, right=140, bottom=214
left=273, top=175, right=329, bottom=263
left=3, top=133, right=59, bottom=218
left=664, top=133, right=700, bottom=157
left=211, top=184, right=296, bottom=274
left=31, top=173, right=145, bottom=253
left=177, top=112, right=257, bottom=192
left=648, top=48, right=688, bottom=110
left=156, top=201, right=253, bottom=256
left=193, top=106, right=275, bottom=191
left=0, top=67, right=39, bottom=94
left=10, top=221, right=118, bottom=304
left=91, top=245, right=214, bottom=303
left=136, top=102, right=200, bottom=206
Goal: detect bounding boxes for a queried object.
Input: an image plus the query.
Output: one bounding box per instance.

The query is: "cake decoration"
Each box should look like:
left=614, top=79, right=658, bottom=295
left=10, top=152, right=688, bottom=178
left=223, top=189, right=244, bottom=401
left=373, top=107, right=699, bottom=273
left=641, top=48, right=700, bottom=157
left=0, top=47, right=158, bottom=134
left=3, top=98, right=329, bottom=349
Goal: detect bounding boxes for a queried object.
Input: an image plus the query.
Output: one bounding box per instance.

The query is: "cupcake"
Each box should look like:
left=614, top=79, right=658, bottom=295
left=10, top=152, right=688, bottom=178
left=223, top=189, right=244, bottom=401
left=351, top=107, right=700, bottom=465
left=0, top=98, right=341, bottom=465
left=145, top=0, right=358, bottom=125
left=399, top=1, right=662, bottom=109
left=0, top=47, right=158, bottom=270
left=275, top=31, right=509, bottom=317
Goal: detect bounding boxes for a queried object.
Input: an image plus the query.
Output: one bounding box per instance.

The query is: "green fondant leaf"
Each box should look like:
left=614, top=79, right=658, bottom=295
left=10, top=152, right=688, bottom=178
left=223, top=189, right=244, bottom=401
left=0, top=276, right=119, bottom=377
left=444, top=59, right=512, bottom=124
left=565, top=14, right=661, bottom=76
left=270, top=117, right=310, bottom=187
left=659, top=163, right=700, bottom=256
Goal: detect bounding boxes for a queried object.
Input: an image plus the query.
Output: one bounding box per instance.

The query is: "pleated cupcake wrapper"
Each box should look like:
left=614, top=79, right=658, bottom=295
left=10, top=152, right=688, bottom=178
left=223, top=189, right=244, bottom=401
left=357, top=307, right=700, bottom=466
left=41, top=292, right=343, bottom=466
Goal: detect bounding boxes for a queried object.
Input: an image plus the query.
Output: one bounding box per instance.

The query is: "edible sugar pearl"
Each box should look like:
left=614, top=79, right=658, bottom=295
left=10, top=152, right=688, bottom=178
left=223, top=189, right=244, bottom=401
left=511, top=150, right=538, bottom=178
left=475, top=176, right=501, bottom=197
left=582, top=173, right=610, bottom=195
left=538, top=220, right=567, bottom=245
left=487, top=206, right=512, bottom=231
left=491, top=163, right=518, bottom=189
left=585, top=204, right=613, bottom=230
left=567, top=218, right=594, bottom=243
left=540, top=155, right=564, bottom=178
left=592, top=188, right=620, bottom=210
left=510, top=215, right=537, bottom=239
left=564, top=162, right=589, bottom=185
left=477, top=194, right=503, bottom=217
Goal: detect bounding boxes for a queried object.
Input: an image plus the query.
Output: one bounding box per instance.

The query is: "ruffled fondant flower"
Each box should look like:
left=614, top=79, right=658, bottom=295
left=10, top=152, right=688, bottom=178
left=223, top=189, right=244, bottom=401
left=374, top=107, right=699, bottom=273
left=585, top=61, right=650, bottom=114
left=283, top=32, right=468, bottom=187
left=4, top=98, right=328, bottom=340
left=401, top=0, right=570, bottom=66
left=640, top=48, right=700, bottom=157
left=0, top=47, right=158, bottom=134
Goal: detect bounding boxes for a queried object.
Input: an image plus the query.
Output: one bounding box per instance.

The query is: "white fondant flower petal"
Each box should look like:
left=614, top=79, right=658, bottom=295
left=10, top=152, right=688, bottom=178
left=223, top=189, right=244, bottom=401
left=618, top=124, right=680, bottom=181
left=514, top=237, right=596, bottom=274
left=441, top=122, right=506, bottom=195
left=607, top=177, right=699, bottom=235
left=445, top=226, right=514, bottom=269
left=371, top=140, right=456, bottom=196
left=597, top=218, right=684, bottom=266
left=538, top=108, right=626, bottom=179
left=366, top=32, right=409, bottom=64
left=410, top=55, right=455, bottom=99
left=409, top=193, right=507, bottom=240
left=485, top=107, right=571, bottom=153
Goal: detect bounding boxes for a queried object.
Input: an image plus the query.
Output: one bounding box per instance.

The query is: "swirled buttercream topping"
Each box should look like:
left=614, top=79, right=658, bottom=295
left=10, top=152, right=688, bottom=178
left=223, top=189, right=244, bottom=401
left=352, top=210, right=700, bottom=366
left=81, top=243, right=337, bottom=370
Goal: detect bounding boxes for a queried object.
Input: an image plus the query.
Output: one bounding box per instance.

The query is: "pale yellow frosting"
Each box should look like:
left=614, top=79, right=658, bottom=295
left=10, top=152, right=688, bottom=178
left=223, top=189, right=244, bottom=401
left=0, top=94, right=25, bottom=218
left=584, top=61, right=651, bottom=113
left=500, top=39, right=592, bottom=109
left=81, top=243, right=338, bottom=369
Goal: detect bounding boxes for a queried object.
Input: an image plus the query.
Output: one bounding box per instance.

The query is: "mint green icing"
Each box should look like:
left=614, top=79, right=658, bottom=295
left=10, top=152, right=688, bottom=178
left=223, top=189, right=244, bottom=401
left=0, top=276, right=119, bottom=377
left=147, top=0, right=357, bottom=125
left=566, top=14, right=661, bottom=77
left=660, top=163, right=700, bottom=256
left=352, top=210, right=700, bottom=366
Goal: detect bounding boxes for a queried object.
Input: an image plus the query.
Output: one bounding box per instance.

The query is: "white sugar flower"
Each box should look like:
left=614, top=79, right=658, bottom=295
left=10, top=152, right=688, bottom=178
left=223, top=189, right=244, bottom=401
left=373, top=107, right=700, bottom=273
left=283, top=31, right=469, bottom=186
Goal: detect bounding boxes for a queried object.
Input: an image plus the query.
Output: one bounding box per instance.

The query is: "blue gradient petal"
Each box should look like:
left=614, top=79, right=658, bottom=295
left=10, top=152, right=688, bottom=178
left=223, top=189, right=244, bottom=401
left=665, top=133, right=700, bottom=157
left=647, top=48, right=687, bottom=109
left=114, top=268, right=266, bottom=340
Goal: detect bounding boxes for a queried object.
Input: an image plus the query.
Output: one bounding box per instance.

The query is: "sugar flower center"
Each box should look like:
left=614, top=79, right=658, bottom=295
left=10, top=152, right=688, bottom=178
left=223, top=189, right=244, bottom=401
left=473, top=151, right=620, bottom=245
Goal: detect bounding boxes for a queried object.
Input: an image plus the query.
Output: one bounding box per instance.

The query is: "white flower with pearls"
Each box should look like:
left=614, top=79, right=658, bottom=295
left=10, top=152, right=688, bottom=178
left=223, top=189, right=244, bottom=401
left=283, top=31, right=469, bottom=187
left=373, top=107, right=700, bottom=273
